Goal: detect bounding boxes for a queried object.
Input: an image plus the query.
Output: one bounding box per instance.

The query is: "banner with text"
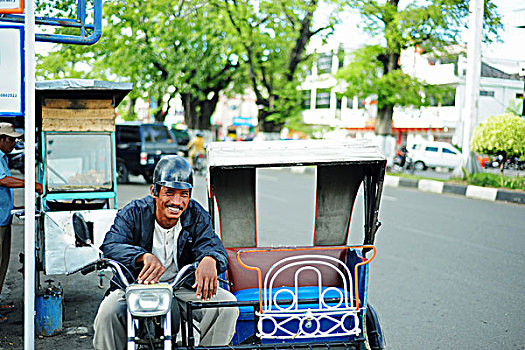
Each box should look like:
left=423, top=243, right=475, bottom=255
left=0, top=25, right=24, bottom=116
left=0, top=0, right=24, bottom=14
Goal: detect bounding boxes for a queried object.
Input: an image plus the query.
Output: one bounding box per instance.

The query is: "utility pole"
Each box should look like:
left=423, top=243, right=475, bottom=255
left=518, top=61, right=525, bottom=119
left=460, top=0, right=484, bottom=174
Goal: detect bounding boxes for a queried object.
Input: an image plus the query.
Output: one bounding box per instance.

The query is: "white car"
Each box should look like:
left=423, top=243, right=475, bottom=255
left=407, top=141, right=462, bottom=171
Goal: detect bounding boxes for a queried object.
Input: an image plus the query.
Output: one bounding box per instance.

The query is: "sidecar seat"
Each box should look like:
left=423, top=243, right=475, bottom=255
left=225, top=246, right=370, bottom=345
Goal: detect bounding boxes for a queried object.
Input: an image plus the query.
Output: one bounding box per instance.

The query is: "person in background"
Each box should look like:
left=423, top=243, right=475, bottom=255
left=187, top=131, right=205, bottom=167
left=0, top=123, right=43, bottom=323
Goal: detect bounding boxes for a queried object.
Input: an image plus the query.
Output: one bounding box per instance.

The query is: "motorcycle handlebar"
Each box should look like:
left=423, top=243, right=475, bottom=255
left=67, top=258, right=131, bottom=288
left=81, top=264, right=97, bottom=275
left=67, top=261, right=98, bottom=276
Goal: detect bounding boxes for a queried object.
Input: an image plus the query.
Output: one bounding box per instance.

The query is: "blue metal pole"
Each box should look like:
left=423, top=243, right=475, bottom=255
left=0, top=0, right=102, bottom=45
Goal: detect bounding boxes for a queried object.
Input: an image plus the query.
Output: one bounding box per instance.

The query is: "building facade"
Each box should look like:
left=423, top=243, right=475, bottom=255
left=300, top=47, right=524, bottom=148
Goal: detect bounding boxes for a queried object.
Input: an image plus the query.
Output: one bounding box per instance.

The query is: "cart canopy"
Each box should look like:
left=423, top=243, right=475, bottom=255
left=36, top=79, right=132, bottom=107
left=207, top=139, right=386, bottom=248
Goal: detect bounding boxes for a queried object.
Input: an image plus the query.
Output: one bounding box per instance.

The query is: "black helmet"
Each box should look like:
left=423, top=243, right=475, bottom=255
left=195, top=131, right=203, bottom=137
left=152, top=155, right=193, bottom=196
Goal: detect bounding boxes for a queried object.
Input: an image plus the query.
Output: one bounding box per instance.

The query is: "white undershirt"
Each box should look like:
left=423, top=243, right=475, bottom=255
left=152, top=220, right=182, bottom=283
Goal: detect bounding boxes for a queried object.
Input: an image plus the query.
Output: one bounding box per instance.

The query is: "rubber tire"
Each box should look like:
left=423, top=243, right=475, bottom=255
left=365, top=303, right=385, bottom=350
left=414, top=161, right=426, bottom=171
left=116, top=162, right=129, bottom=184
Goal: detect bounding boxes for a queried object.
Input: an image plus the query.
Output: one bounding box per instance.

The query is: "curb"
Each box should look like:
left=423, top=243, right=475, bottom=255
left=275, top=168, right=524, bottom=205
left=384, top=175, right=525, bottom=204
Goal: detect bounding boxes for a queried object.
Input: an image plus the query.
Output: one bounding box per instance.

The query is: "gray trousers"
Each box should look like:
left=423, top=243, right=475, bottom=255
left=93, top=286, right=239, bottom=350
left=0, top=225, right=11, bottom=295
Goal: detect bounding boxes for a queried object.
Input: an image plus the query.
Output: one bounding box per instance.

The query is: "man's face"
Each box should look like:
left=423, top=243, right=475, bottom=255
left=151, top=185, right=190, bottom=227
left=0, top=136, right=18, bottom=154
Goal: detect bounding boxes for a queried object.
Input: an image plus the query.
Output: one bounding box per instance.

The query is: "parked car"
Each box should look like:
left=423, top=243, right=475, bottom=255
left=407, top=141, right=462, bottom=171
left=170, top=127, right=190, bottom=156
left=115, top=123, right=179, bottom=183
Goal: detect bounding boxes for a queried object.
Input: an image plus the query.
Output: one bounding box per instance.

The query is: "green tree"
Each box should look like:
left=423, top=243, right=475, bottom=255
left=37, top=0, right=241, bottom=129
left=219, top=0, right=342, bottom=132
left=471, top=113, right=525, bottom=175
left=505, top=98, right=523, bottom=117
left=337, top=0, right=502, bottom=136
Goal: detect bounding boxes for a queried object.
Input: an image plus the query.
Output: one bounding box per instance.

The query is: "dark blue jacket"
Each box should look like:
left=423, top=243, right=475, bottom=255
left=100, top=195, right=228, bottom=286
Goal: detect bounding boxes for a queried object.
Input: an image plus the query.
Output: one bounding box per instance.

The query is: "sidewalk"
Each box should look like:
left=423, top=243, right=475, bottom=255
left=383, top=175, right=525, bottom=204
left=0, top=187, right=103, bottom=350
left=287, top=166, right=525, bottom=204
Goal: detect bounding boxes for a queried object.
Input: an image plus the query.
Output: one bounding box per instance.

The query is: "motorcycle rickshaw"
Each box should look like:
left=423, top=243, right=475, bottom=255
left=180, top=139, right=387, bottom=349
left=70, top=138, right=386, bottom=349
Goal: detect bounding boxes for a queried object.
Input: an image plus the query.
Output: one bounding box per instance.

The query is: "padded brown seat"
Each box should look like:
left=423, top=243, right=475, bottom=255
left=226, top=246, right=349, bottom=293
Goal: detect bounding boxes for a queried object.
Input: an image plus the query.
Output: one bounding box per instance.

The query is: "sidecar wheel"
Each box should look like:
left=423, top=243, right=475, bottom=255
left=364, top=303, right=385, bottom=350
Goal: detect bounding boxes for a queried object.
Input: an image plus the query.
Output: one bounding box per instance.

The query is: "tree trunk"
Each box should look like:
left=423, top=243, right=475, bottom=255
left=154, top=110, right=166, bottom=123
left=258, top=109, right=284, bottom=133
left=196, top=92, right=219, bottom=130
left=128, top=97, right=136, bottom=120
left=182, top=93, right=198, bottom=129
left=181, top=92, right=220, bottom=130
left=375, top=105, right=394, bottom=135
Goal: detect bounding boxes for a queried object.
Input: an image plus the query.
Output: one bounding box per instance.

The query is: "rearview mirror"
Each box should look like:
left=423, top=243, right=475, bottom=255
left=72, top=212, right=91, bottom=245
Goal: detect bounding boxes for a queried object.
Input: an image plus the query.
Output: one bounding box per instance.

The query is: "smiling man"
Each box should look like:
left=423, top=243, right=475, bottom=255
left=93, top=155, right=238, bottom=350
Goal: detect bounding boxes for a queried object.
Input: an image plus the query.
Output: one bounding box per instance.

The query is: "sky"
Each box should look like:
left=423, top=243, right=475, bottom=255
left=483, top=1, right=525, bottom=61
left=312, top=0, right=525, bottom=63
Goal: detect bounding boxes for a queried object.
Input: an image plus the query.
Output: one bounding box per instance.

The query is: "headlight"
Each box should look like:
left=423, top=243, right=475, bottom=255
left=125, top=283, right=173, bottom=317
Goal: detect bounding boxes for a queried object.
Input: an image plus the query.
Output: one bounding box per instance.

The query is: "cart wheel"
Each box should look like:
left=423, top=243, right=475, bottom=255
left=365, top=303, right=385, bottom=350
left=117, top=162, right=129, bottom=184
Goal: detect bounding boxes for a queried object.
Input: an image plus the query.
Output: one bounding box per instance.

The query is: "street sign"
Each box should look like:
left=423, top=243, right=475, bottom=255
left=0, top=0, right=24, bottom=14
left=0, top=24, right=24, bottom=116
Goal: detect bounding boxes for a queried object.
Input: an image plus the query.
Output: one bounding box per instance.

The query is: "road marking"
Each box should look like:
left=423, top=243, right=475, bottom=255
left=466, top=185, right=498, bottom=201
left=418, top=179, right=444, bottom=193
left=382, top=195, right=397, bottom=201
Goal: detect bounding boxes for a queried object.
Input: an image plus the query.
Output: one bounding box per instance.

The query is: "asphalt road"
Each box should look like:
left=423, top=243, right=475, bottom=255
left=1, top=169, right=524, bottom=349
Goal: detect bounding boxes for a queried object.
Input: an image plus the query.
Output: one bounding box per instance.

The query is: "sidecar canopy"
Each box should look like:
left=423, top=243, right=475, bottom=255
left=206, top=139, right=386, bottom=248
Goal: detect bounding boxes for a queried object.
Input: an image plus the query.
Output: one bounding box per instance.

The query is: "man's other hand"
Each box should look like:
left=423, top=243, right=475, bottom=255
left=192, top=256, right=217, bottom=301
left=35, top=183, right=43, bottom=194
left=137, top=253, right=165, bottom=284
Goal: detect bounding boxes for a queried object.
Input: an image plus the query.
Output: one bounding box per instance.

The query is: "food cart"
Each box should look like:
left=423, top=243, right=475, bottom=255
left=34, top=79, right=131, bottom=278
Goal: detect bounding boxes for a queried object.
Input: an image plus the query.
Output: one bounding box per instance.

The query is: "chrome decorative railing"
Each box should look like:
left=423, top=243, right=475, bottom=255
left=256, top=255, right=361, bottom=339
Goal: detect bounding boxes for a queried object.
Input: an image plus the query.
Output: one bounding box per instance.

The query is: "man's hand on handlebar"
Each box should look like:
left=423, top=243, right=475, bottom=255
left=137, top=253, right=165, bottom=284
left=193, top=256, right=217, bottom=301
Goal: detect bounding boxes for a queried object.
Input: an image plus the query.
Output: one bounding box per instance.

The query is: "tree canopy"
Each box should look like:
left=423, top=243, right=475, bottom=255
left=337, top=0, right=502, bottom=136
left=37, top=0, right=241, bottom=128
left=471, top=113, right=525, bottom=173
left=36, top=0, right=346, bottom=132
left=218, top=0, right=343, bottom=132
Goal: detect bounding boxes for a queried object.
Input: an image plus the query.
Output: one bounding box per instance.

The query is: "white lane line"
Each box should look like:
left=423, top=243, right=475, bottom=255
left=382, top=195, right=397, bottom=201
